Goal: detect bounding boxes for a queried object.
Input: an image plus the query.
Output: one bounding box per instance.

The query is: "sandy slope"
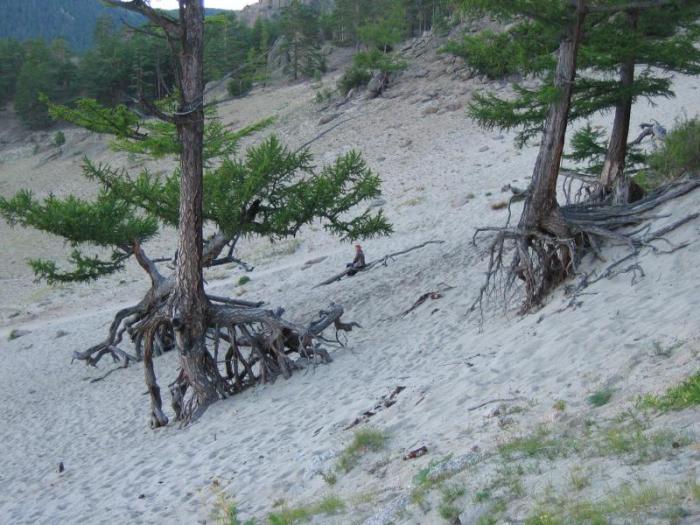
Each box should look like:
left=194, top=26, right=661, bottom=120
left=0, top=34, right=699, bottom=524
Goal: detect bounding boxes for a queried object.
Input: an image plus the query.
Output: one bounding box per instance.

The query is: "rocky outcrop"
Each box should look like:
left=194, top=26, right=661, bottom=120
left=238, top=0, right=334, bottom=25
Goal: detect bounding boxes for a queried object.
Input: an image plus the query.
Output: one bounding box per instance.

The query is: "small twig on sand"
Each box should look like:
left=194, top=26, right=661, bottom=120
left=467, top=396, right=527, bottom=411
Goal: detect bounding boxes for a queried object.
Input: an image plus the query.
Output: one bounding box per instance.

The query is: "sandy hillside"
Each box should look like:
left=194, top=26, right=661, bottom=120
left=1, top=33, right=699, bottom=525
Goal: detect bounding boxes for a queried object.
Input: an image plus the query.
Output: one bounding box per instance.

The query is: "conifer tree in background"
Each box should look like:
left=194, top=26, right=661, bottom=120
left=14, top=39, right=77, bottom=129
left=448, top=0, right=700, bottom=203
left=0, top=39, right=26, bottom=109
left=461, top=0, right=700, bottom=311
left=280, top=0, right=325, bottom=80
left=0, top=0, right=390, bottom=427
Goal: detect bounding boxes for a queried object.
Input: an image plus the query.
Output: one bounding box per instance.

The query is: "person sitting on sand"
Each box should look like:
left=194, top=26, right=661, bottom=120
left=346, top=244, right=366, bottom=276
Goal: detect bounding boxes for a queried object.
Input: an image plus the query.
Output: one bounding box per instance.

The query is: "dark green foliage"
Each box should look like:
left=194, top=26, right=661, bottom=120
left=53, top=130, right=65, bottom=147
left=14, top=39, right=77, bottom=129
left=639, top=371, right=700, bottom=412
left=0, top=0, right=144, bottom=52
left=451, top=0, right=700, bottom=151
left=0, top=1, right=231, bottom=52
left=0, top=96, right=391, bottom=284
left=330, top=0, right=453, bottom=46
left=647, top=118, right=700, bottom=180
left=280, top=1, right=326, bottom=80
left=565, top=124, right=645, bottom=176
left=338, top=66, right=373, bottom=95
left=0, top=39, right=25, bottom=108
left=442, top=23, right=556, bottom=79
left=588, top=389, right=613, bottom=408
left=227, top=77, right=253, bottom=98
left=338, top=49, right=406, bottom=95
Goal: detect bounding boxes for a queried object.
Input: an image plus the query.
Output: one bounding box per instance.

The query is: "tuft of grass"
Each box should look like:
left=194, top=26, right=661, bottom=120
left=587, top=388, right=613, bottom=407
left=474, top=489, right=491, bottom=503
left=320, top=470, right=337, bottom=486
left=439, top=483, right=466, bottom=519
left=267, top=495, right=345, bottom=525
left=210, top=489, right=256, bottom=525
left=569, top=466, right=590, bottom=492
left=638, top=371, right=700, bottom=412
left=490, top=200, right=508, bottom=210
left=336, top=428, right=388, bottom=473
left=552, top=400, right=566, bottom=412
left=476, top=499, right=507, bottom=525
left=8, top=329, right=22, bottom=341
left=647, top=117, right=700, bottom=183
left=596, top=423, right=691, bottom=463
left=525, top=482, right=690, bottom=525
left=498, top=426, right=571, bottom=460
left=238, top=275, right=251, bottom=286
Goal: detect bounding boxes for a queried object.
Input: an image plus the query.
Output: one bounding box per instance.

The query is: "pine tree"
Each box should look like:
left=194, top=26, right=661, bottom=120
left=449, top=0, right=700, bottom=202
left=1, top=2, right=391, bottom=427
left=461, top=0, right=700, bottom=312
left=14, top=39, right=76, bottom=129
left=0, top=39, right=25, bottom=109
left=280, top=0, right=325, bottom=80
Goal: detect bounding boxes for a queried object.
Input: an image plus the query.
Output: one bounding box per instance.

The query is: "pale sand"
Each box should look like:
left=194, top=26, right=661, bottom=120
left=1, top=35, right=699, bottom=524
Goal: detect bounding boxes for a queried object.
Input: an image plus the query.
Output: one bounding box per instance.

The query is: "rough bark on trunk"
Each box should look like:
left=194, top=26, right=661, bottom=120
left=600, top=11, right=639, bottom=204
left=167, top=0, right=221, bottom=422
left=513, top=0, right=588, bottom=307
left=519, top=1, right=587, bottom=235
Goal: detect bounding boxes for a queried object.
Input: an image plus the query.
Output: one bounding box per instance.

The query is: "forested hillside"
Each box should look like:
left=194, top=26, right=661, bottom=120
left=0, top=0, right=230, bottom=52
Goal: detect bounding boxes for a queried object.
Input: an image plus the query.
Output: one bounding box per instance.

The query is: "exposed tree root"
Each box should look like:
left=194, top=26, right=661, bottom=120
left=471, top=178, right=700, bottom=315
left=72, top=243, right=359, bottom=426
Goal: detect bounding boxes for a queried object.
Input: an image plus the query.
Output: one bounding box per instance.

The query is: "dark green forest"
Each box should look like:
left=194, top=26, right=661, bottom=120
left=0, top=0, right=454, bottom=130
left=0, top=0, right=229, bottom=52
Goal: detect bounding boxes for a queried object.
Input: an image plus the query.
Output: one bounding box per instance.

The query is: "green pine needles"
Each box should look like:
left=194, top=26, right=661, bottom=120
left=0, top=98, right=392, bottom=285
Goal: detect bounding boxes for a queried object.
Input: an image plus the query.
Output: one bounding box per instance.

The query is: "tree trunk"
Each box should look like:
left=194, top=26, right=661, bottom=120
left=513, top=1, right=587, bottom=307
left=600, top=11, right=639, bottom=204
left=167, top=0, right=221, bottom=423
left=519, top=0, right=587, bottom=236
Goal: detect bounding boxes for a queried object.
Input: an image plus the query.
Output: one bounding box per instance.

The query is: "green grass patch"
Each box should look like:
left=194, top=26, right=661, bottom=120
left=596, top=423, right=691, bottom=464
left=587, top=388, right=613, bottom=407
left=237, top=275, right=251, bottom=286
left=267, top=495, right=345, bottom=525
left=525, top=482, right=690, bottom=525
left=336, top=428, right=388, bottom=473
left=638, top=371, right=700, bottom=412
left=498, top=426, right=572, bottom=460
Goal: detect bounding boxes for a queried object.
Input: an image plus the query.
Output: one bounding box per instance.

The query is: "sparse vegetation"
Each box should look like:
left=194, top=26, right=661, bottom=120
left=648, top=117, right=700, bottom=181
left=320, top=470, right=337, bottom=486
left=438, top=483, right=466, bottom=521
left=553, top=400, right=566, bottom=412
left=524, top=482, right=692, bottom=525
left=210, top=488, right=256, bottom=525
left=498, top=426, right=572, bottom=460
left=569, top=466, right=590, bottom=492
left=53, top=130, right=65, bottom=147
left=587, top=388, right=613, bottom=408
left=237, top=275, right=251, bottom=286
left=336, top=428, right=388, bottom=473
left=639, top=371, right=700, bottom=412
left=596, top=423, right=691, bottom=463
left=267, top=495, right=345, bottom=525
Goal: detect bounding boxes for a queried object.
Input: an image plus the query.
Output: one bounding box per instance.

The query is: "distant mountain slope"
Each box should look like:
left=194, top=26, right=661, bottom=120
left=0, top=1, right=230, bottom=52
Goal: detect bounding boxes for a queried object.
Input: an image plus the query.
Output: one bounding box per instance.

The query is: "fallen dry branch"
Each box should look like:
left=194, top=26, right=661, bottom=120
left=467, top=396, right=527, bottom=412
left=344, top=385, right=406, bottom=430
left=315, top=240, right=445, bottom=287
